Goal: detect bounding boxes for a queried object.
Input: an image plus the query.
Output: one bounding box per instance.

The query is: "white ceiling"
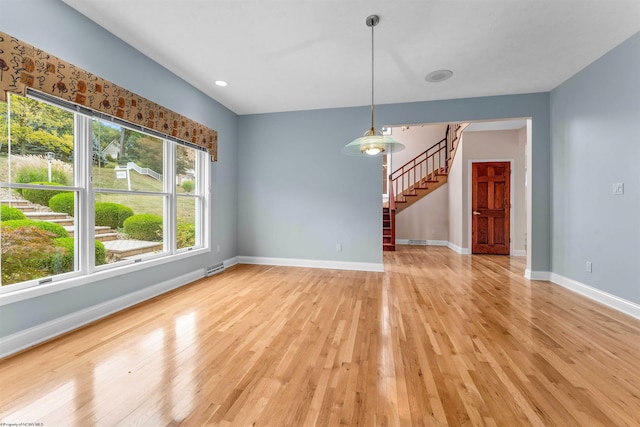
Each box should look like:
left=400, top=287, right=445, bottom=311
left=62, top=0, right=640, bottom=116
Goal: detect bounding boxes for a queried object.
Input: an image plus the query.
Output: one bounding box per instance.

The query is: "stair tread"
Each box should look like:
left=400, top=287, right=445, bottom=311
left=102, top=239, right=162, bottom=254
left=64, top=225, right=111, bottom=230
left=24, top=212, right=69, bottom=218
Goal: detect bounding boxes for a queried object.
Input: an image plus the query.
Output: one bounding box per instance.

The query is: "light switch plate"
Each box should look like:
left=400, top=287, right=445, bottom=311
left=612, top=183, right=624, bottom=195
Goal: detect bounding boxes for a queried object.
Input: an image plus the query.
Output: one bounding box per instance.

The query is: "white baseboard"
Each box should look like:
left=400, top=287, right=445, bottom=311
left=398, top=240, right=523, bottom=258
left=0, top=270, right=204, bottom=359
left=447, top=242, right=471, bottom=255
left=237, top=256, right=384, bottom=272
left=224, top=256, right=239, bottom=269
left=549, top=273, right=640, bottom=320
left=396, top=239, right=448, bottom=246
left=404, top=241, right=524, bottom=257
left=525, top=270, right=551, bottom=281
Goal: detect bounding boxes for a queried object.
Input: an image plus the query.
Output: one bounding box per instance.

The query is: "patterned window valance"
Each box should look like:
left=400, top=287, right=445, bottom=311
left=0, top=31, right=217, bottom=161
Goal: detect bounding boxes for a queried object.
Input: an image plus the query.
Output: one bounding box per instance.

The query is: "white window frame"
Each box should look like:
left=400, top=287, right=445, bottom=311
left=0, top=91, right=210, bottom=304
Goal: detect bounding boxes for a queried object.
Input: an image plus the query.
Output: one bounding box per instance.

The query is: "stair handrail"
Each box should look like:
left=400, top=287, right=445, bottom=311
left=389, top=136, right=447, bottom=181
left=389, top=136, right=447, bottom=201
left=388, top=124, right=466, bottom=203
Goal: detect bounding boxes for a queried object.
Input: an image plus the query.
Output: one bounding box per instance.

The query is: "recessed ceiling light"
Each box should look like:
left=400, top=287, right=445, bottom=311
left=425, top=70, right=453, bottom=83
left=215, top=80, right=228, bottom=87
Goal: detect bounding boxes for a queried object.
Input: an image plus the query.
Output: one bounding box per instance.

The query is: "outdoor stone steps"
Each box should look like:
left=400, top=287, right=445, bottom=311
left=65, top=225, right=112, bottom=235
left=65, top=226, right=118, bottom=241
left=24, top=212, right=69, bottom=220
left=94, top=226, right=113, bottom=235
left=1, top=199, right=36, bottom=212
left=101, top=239, right=163, bottom=261
left=0, top=199, right=30, bottom=206
left=0, top=203, right=36, bottom=212
left=3, top=200, right=162, bottom=260
left=96, top=233, right=119, bottom=242
left=21, top=212, right=75, bottom=227
left=43, top=218, right=75, bottom=226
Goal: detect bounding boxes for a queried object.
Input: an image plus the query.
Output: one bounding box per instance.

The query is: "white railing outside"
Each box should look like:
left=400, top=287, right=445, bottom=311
left=127, top=162, right=162, bottom=181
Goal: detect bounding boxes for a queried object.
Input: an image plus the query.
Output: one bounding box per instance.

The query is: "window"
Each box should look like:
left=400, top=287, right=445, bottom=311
left=92, top=119, right=168, bottom=265
left=176, top=145, right=205, bottom=250
left=0, top=92, right=209, bottom=292
left=1, top=94, right=80, bottom=288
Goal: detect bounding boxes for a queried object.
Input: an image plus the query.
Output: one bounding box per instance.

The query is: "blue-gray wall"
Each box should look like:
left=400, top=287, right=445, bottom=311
left=550, top=32, right=640, bottom=304
left=0, top=0, right=238, bottom=337
left=238, top=93, right=551, bottom=271
left=238, top=107, right=386, bottom=264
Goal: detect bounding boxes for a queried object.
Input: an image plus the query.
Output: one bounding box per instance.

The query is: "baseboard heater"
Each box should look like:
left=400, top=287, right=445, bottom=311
left=205, top=262, right=224, bottom=276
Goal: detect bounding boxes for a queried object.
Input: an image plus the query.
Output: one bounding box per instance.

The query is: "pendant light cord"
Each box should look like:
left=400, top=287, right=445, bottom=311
left=370, top=19, right=375, bottom=132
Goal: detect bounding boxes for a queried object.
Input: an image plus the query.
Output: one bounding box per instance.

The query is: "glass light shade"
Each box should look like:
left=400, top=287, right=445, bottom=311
left=342, top=129, right=405, bottom=156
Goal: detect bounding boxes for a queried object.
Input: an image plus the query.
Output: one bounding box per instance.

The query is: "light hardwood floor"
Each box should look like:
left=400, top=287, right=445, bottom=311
left=1, top=246, right=640, bottom=426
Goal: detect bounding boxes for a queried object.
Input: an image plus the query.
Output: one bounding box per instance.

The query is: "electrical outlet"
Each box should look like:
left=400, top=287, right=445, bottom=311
left=612, top=183, right=624, bottom=195
left=217, top=244, right=221, bottom=253
left=586, top=261, right=592, bottom=273
left=336, top=243, right=342, bottom=252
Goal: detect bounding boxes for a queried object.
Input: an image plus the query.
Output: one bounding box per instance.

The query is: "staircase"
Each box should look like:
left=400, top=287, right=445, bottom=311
left=2, top=201, right=118, bottom=242
left=383, top=123, right=467, bottom=251
left=382, top=206, right=395, bottom=251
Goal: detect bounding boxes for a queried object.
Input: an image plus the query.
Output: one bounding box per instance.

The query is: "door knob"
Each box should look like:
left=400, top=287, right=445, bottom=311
left=473, top=211, right=481, bottom=215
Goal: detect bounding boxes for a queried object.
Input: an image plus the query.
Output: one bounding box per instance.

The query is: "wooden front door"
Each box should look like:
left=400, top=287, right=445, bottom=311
left=472, top=162, right=510, bottom=255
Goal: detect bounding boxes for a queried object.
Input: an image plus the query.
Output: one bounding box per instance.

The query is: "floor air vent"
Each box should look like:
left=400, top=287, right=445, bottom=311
left=408, top=239, right=428, bottom=245
left=205, top=262, right=224, bottom=276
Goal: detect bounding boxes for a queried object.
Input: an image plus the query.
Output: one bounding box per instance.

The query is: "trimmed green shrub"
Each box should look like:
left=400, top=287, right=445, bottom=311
left=95, top=202, right=134, bottom=229
left=2, top=219, right=69, bottom=238
left=181, top=180, right=194, bottom=194
left=22, top=182, right=68, bottom=206
left=1, top=204, right=26, bottom=221
left=95, top=240, right=106, bottom=266
left=177, top=222, right=195, bottom=248
left=49, top=192, right=75, bottom=216
left=123, top=214, right=163, bottom=241
left=50, top=238, right=106, bottom=272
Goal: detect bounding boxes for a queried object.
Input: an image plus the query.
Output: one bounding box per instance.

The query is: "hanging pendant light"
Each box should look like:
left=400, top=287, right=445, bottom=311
left=342, top=15, right=405, bottom=156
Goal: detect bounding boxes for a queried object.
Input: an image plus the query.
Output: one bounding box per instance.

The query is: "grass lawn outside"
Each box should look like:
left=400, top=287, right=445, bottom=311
left=1, top=157, right=196, bottom=224
left=94, top=165, right=196, bottom=223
